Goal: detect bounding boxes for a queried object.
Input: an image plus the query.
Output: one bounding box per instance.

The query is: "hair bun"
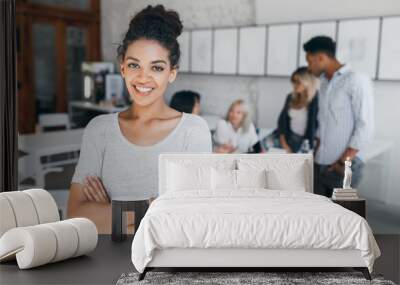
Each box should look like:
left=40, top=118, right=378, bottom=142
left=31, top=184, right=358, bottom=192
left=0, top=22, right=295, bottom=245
left=118, top=5, right=183, bottom=67
left=132, top=5, right=183, bottom=39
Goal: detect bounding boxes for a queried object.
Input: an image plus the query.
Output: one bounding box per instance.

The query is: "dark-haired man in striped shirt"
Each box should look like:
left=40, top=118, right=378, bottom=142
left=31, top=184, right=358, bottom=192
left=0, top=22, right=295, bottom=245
left=304, top=36, right=374, bottom=197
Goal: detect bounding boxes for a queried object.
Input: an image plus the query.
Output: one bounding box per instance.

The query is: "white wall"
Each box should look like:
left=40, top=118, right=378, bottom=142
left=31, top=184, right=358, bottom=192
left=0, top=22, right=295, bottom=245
left=101, top=0, right=255, bottom=62
left=255, top=0, right=400, bottom=24
left=101, top=0, right=400, bottom=206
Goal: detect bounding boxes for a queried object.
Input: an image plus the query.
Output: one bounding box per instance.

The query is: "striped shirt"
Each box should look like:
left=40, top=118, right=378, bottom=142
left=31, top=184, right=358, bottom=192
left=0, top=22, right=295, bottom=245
left=315, top=65, right=374, bottom=165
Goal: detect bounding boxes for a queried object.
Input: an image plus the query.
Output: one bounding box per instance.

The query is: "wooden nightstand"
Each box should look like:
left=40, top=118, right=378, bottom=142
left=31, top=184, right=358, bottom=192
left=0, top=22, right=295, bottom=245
left=111, top=196, right=150, bottom=242
left=332, top=198, right=366, bottom=218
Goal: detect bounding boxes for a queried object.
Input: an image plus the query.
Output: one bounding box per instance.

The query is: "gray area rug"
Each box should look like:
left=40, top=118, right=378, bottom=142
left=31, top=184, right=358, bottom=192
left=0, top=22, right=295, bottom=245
left=116, top=271, right=396, bottom=285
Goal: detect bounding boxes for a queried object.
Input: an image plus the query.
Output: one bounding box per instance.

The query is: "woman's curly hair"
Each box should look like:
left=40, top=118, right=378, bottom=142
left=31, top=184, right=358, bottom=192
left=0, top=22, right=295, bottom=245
left=117, top=5, right=183, bottom=68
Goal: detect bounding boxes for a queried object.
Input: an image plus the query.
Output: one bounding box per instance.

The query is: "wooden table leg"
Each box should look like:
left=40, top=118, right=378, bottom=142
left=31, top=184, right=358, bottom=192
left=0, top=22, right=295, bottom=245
left=112, top=200, right=124, bottom=242
left=112, top=199, right=150, bottom=240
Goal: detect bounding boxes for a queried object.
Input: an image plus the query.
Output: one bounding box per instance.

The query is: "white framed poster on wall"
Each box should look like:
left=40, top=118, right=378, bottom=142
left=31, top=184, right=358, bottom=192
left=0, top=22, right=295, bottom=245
left=213, top=28, right=238, bottom=74
left=267, top=24, right=299, bottom=76
left=238, top=26, right=266, bottom=75
left=379, top=17, right=400, bottom=80
left=177, top=31, right=190, bottom=72
left=299, top=21, right=336, bottom=67
left=337, top=18, right=380, bottom=79
left=190, top=30, right=213, bottom=73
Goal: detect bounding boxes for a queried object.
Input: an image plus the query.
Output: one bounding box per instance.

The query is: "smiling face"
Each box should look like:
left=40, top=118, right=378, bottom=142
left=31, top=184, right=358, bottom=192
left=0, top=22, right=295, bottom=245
left=120, top=39, right=177, bottom=107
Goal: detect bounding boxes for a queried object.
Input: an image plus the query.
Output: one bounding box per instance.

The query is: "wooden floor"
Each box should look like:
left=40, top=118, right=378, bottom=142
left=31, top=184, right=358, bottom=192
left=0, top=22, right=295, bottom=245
left=0, top=235, right=399, bottom=285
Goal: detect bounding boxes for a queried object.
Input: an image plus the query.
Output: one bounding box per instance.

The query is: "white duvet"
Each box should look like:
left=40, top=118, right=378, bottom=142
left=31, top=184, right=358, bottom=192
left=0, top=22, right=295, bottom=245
left=131, top=190, right=380, bottom=273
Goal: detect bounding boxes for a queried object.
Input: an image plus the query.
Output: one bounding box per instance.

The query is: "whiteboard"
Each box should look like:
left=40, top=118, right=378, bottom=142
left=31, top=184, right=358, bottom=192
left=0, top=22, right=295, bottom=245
left=177, top=31, right=190, bottom=72
left=178, top=31, right=190, bottom=72
left=337, top=18, right=380, bottom=79
left=213, top=28, right=238, bottom=74
left=379, top=17, right=400, bottom=80
left=191, top=30, right=213, bottom=73
left=267, top=24, right=299, bottom=76
left=238, top=26, right=266, bottom=75
left=299, top=21, right=336, bottom=67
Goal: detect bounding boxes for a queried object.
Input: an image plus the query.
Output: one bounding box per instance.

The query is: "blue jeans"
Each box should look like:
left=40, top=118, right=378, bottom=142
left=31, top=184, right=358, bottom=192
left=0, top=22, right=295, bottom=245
left=272, top=131, right=304, bottom=153
left=314, top=157, right=364, bottom=197
left=286, top=132, right=304, bottom=153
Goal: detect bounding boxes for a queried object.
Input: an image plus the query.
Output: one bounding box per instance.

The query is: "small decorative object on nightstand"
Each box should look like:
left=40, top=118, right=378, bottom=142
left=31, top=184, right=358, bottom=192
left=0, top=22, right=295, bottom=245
left=332, top=157, right=359, bottom=200
left=331, top=157, right=366, bottom=217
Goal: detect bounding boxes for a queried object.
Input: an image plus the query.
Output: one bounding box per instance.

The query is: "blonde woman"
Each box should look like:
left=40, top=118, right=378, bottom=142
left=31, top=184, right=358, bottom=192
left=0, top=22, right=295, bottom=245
left=213, top=99, right=260, bottom=153
left=277, top=67, right=319, bottom=153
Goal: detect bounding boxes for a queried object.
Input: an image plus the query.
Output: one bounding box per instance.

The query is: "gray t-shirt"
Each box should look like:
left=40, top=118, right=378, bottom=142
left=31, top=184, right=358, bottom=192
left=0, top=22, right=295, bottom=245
left=71, top=112, right=212, bottom=199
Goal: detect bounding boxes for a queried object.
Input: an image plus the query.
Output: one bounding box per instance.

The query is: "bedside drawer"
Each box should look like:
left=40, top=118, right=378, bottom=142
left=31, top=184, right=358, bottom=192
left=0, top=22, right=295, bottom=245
left=332, top=199, right=366, bottom=218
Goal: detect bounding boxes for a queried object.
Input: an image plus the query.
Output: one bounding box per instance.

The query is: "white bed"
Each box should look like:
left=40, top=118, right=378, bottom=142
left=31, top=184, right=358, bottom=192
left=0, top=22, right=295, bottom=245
left=131, top=153, right=380, bottom=280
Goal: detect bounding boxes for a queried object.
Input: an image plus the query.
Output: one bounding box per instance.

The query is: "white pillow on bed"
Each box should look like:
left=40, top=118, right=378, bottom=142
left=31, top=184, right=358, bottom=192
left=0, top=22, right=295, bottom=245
left=211, top=169, right=267, bottom=190
left=267, top=167, right=306, bottom=191
left=166, top=159, right=236, bottom=192
left=236, top=169, right=267, bottom=189
left=167, top=162, right=211, bottom=191
left=211, top=169, right=236, bottom=190
left=237, top=159, right=307, bottom=191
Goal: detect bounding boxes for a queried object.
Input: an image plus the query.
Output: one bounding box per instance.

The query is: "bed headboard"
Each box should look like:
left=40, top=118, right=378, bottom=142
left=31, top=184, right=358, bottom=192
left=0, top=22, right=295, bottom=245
left=158, top=153, right=313, bottom=195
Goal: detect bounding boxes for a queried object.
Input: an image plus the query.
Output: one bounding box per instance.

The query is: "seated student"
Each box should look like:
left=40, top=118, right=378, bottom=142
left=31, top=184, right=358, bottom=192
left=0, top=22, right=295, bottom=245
left=213, top=99, right=260, bottom=153
left=67, top=5, right=212, bottom=234
left=170, top=90, right=201, bottom=115
left=277, top=67, right=319, bottom=153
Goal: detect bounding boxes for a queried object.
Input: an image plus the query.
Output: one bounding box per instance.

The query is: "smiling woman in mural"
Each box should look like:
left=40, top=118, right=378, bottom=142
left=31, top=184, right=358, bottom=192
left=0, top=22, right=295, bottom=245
left=67, top=5, right=212, bottom=233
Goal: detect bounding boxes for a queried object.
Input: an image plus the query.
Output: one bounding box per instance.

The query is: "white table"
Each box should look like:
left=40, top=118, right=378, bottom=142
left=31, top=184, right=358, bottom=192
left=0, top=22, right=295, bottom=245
left=68, top=101, right=128, bottom=128
left=69, top=101, right=127, bottom=113
left=19, top=128, right=84, bottom=153
left=18, top=129, right=85, bottom=187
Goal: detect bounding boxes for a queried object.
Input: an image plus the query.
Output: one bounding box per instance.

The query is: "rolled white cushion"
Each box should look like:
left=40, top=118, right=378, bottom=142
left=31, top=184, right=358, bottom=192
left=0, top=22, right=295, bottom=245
left=0, top=196, right=17, bottom=237
left=0, top=226, right=57, bottom=269
left=0, top=218, right=98, bottom=269
left=23, top=189, right=59, bottom=224
left=0, top=192, right=39, bottom=227
left=42, top=221, right=79, bottom=262
left=64, top=218, right=98, bottom=257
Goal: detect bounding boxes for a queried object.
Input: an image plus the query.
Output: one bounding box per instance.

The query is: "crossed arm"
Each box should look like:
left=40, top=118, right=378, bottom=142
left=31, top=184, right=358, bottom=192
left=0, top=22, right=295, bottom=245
left=67, top=177, right=111, bottom=234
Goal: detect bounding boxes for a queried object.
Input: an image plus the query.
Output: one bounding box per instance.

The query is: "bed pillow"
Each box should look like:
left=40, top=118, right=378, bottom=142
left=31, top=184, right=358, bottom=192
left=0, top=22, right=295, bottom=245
left=211, top=169, right=268, bottom=190
left=236, top=169, right=267, bottom=189
left=211, top=168, right=237, bottom=190
left=167, top=162, right=211, bottom=191
left=237, top=158, right=308, bottom=191
left=267, top=165, right=306, bottom=191
left=166, top=158, right=236, bottom=192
